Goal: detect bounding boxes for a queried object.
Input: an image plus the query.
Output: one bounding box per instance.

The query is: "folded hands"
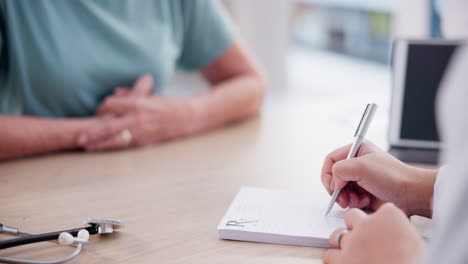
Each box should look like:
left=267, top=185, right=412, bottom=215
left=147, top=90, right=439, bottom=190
left=77, top=74, right=195, bottom=151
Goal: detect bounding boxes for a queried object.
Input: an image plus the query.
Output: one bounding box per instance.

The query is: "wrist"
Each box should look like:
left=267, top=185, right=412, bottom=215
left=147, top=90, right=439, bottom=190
left=183, top=97, right=205, bottom=135
left=404, top=165, right=437, bottom=217
left=57, top=117, right=98, bottom=149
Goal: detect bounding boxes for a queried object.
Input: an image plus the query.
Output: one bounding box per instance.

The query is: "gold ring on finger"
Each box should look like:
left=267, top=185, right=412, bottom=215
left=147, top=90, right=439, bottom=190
left=119, top=129, right=132, bottom=147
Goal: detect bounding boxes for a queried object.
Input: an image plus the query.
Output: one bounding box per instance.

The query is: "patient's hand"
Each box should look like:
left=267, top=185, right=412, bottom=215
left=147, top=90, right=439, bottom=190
left=321, top=141, right=436, bottom=217
left=100, top=74, right=155, bottom=105
left=77, top=74, right=196, bottom=151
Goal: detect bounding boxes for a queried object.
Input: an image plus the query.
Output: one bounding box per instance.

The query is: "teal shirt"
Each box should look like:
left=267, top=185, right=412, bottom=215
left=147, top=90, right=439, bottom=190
left=0, top=0, right=234, bottom=117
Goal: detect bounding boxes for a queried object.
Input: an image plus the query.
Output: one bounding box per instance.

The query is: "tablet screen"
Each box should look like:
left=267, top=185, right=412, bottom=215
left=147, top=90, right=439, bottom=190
left=399, top=44, right=457, bottom=142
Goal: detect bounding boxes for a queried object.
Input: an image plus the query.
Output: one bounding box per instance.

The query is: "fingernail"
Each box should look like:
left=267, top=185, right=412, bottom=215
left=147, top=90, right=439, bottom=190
left=330, top=178, right=335, bottom=191
left=78, top=134, right=88, bottom=145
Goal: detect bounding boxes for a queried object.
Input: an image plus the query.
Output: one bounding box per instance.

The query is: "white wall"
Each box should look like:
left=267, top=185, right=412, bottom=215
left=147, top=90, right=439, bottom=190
left=392, top=0, right=468, bottom=39
left=393, top=0, right=431, bottom=38
left=168, top=1, right=292, bottom=97
left=224, top=0, right=292, bottom=93
left=441, top=0, right=468, bottom=38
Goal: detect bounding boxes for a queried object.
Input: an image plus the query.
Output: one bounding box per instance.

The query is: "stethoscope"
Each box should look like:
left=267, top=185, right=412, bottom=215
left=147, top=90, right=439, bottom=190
left=0, top=219, right=124, bottom=264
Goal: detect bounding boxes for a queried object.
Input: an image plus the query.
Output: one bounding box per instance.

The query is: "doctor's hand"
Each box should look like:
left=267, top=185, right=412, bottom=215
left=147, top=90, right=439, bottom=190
left=77, top=75, right=196, bottom=151
left=321, top=141, right=436, bottom=217
left=323, top=204, right=423, bottom=264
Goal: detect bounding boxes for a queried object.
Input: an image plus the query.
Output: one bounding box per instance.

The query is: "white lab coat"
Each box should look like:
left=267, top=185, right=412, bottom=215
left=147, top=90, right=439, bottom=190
left=423, top=43, right=468, bottom=264
left=422, top=1, right=468, bottom=263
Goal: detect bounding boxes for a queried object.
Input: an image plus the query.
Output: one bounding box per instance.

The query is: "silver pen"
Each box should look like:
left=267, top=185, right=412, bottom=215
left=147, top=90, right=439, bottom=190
left=324, top=103, right=378, bottom=216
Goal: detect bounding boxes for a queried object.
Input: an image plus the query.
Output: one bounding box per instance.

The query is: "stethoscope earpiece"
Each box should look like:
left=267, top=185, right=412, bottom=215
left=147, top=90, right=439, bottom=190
left=58, top=230, right=90, bottom=245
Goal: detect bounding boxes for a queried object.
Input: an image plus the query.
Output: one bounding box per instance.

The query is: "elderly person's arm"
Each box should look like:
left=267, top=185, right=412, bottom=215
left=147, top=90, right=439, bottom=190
left=189, top=42, right=266, bottom=132
left=77, top=42, right=266, bottom=151
left=0, top=116, right=97, bottom=160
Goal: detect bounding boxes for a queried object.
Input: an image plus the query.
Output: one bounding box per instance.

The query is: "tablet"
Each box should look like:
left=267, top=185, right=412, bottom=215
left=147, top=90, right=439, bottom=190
left=389, top=39, right=461, bottom=153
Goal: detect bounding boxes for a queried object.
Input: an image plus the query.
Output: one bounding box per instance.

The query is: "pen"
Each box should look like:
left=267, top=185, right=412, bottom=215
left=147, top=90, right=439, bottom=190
left=324, top=103, right=378, bottom=216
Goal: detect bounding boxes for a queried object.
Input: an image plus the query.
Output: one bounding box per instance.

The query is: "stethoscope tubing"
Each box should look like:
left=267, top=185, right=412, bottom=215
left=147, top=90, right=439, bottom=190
left=0, top=225, right=98, bottom=250
left=0, top=244, right=83, bottom=264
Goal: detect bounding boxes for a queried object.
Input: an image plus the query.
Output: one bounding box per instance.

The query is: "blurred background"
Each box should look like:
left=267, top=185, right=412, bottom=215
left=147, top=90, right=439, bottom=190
left=167, top=0, right=439, bottom=147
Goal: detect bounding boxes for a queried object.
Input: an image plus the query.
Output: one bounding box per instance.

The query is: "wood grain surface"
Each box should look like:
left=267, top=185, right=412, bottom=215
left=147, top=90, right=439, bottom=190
left=0, top=104, right=401, bottom=263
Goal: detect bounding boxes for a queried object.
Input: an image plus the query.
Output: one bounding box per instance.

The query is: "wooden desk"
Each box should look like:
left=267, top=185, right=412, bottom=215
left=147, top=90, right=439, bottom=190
left=0, top=104, right=389, bottom=263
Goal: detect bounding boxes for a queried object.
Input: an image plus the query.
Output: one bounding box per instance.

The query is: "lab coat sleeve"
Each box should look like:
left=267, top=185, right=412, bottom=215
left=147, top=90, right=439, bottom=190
left=422, top=46, right=468, bottom=264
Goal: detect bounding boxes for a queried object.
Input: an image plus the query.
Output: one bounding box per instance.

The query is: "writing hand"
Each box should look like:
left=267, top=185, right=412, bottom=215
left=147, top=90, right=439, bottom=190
left=321, top=141, right=436, bottom=216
